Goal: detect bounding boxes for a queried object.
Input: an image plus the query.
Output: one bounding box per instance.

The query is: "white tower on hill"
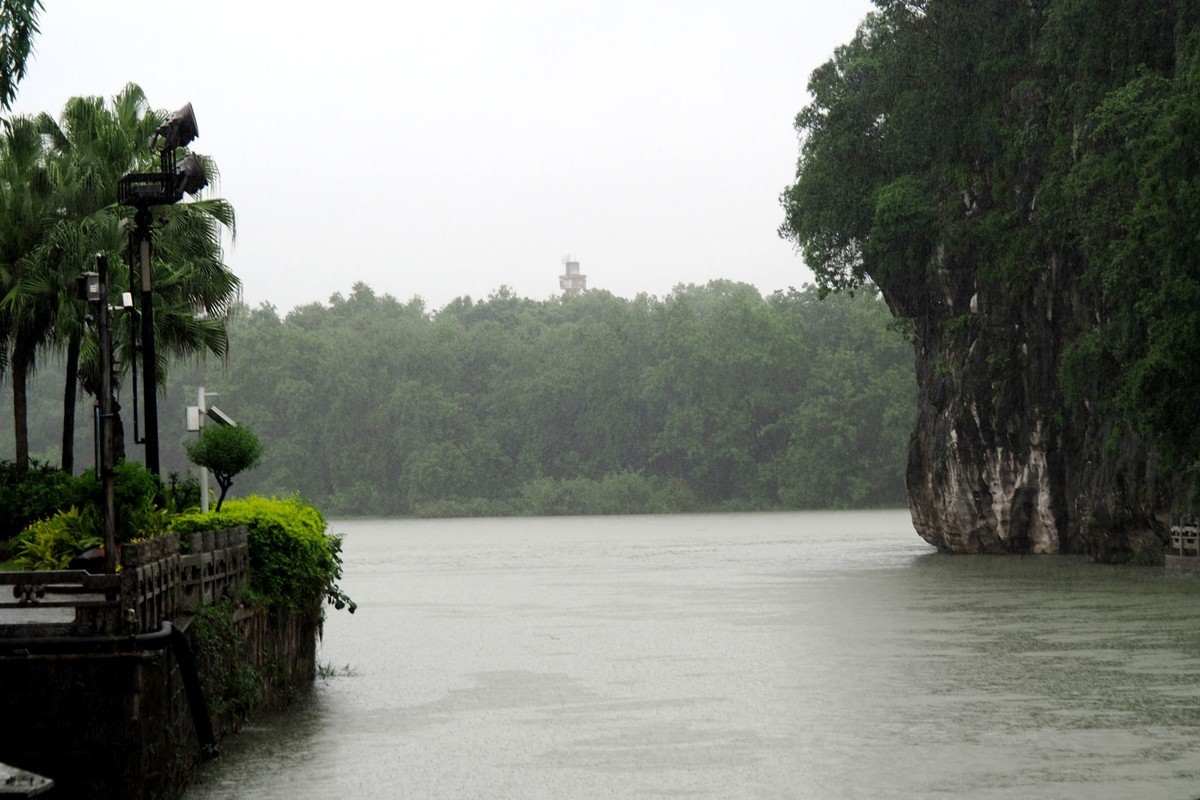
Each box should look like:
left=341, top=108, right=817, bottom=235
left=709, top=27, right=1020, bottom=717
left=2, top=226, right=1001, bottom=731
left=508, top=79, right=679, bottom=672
left=559, top=257, right=586, bottom=295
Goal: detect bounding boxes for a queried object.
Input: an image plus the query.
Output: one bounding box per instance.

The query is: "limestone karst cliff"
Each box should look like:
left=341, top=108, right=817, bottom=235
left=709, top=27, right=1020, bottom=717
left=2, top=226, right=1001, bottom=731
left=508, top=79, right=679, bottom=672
left=781, top=0, right=1200, bottom=558
left=897, top=252, right=1169, bottom=559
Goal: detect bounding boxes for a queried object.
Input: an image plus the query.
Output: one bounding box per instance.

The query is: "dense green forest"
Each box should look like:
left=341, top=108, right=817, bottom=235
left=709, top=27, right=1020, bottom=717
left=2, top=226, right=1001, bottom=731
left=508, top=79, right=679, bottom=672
left=3, top=282, right=915, bottom=517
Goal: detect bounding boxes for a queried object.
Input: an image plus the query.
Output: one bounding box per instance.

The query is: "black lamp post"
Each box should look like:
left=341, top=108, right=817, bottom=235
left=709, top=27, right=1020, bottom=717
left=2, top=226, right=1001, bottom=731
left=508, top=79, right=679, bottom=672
left=77, top=257, right=117, bottom=573
left=117, top=102, right=207, bottom=477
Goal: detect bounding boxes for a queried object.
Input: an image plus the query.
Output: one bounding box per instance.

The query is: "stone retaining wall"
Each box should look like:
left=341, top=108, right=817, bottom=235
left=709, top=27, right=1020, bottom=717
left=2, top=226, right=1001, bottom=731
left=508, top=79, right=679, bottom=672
left=0, top=528, right=319, bottom=800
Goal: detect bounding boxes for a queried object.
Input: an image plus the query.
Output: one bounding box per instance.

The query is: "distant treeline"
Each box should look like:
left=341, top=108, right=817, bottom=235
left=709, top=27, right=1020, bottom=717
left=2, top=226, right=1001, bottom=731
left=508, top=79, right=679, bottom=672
left=5, top=281, right=915, bottom=516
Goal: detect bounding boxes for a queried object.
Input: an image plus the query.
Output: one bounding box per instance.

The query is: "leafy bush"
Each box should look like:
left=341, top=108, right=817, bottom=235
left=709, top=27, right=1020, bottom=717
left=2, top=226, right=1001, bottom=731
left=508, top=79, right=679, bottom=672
left=189, top=599, right=261, bottom=722
left=76, top=460, right=168, bottom=542
left=2, top=460, right=169, bottom=567
left=164, top=471, right=202, bottom=513
left=185, top=424, right=263, bottom=511
left=124, top=495, right=172, bottom=541
left=171, top=496, right=355, bottom=615
left=13, top=507, right=103, bottom=570
left=0, top=460, right=91, bottom=540
left=108, top=460, right=163, bottom=518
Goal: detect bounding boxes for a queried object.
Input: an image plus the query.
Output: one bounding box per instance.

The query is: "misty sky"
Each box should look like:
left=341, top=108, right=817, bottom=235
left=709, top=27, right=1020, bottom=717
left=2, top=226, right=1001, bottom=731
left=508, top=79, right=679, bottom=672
left=10, top=1, right=874, bottom=314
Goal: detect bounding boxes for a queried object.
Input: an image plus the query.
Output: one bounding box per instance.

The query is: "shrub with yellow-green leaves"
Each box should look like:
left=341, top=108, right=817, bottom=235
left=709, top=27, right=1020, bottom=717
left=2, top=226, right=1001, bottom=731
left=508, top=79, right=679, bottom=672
left=172, top=496, right=355, bottom=615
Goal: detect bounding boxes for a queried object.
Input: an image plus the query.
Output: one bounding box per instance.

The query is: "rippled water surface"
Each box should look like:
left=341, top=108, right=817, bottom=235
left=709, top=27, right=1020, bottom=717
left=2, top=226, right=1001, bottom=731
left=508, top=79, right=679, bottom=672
left=185, top=511, right=1200, bottom=799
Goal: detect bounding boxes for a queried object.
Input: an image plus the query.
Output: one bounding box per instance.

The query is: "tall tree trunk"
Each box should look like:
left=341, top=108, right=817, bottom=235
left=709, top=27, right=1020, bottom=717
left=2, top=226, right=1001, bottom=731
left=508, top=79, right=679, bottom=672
left=61, top=331, right=80, bottom=474
left=10, top=334, right=32, bottom=472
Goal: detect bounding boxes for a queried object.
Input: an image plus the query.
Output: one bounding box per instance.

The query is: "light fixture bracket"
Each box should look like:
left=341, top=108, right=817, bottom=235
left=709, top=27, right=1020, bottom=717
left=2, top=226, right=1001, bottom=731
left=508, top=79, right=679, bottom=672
left=118, top=171, right=184, bottom=207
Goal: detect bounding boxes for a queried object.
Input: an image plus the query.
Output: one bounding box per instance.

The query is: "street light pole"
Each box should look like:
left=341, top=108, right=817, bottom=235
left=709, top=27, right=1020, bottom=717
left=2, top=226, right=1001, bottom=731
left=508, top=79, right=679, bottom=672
left=97, top=256, right=117, bottom=574
left=197, top=387, right=216, bottom=513
left=118, top=101, right=206, bottom=478
left=79, top=256, right=117, bottom=573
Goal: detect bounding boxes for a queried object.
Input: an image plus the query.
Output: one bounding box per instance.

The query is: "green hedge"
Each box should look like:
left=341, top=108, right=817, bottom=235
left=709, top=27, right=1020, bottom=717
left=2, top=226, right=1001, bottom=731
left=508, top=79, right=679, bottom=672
left=172, top=496, right=355, bottom=615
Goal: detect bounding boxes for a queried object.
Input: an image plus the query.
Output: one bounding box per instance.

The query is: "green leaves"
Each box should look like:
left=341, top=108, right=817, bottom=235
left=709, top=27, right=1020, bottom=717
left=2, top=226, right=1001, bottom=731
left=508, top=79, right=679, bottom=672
left=783, top=0, right=1200, bottom=474
left=866, top=175, right=938, bottom=310
left=0, top=0, right=40, bottom=112
left=172, top=496, right=355, bottom=615
left=2, top=83, right=240, bottom=471
left=1061, top=30, right=1200, bottom=466
left=185, top=424, right=263, bottom=511
left=156, top=282, right=914, bottom=515
left=13, top=506, right=101, bottom=570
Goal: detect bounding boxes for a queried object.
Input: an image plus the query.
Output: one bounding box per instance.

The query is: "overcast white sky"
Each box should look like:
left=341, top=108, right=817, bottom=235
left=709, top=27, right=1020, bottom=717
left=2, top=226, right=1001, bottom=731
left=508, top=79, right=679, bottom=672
left=10, top=1, right=874, bottom=314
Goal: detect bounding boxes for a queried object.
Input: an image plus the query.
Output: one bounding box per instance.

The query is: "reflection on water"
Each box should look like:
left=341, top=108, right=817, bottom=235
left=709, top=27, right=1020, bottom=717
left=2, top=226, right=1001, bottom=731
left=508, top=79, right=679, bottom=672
left=185, top=511, right=1200, bottom=799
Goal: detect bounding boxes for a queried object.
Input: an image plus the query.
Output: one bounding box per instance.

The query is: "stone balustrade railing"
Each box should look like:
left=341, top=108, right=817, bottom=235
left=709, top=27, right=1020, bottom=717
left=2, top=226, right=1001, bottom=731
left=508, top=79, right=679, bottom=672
left=1169, top=523, right=1199, bottom=558
left=0, top=527, right=250, bottom=637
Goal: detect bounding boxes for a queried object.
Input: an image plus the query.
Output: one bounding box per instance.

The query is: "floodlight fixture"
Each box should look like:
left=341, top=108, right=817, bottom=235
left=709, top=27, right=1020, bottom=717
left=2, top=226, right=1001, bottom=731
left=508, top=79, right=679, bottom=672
left=118, top=171, right=179, bottom=207
left=119, top=154, right=208, bottom=206
left=176, top=153, right=208, bottom=195
left=206, top=406, right=236, bottom=427
left=76, top=271, right=101, bottom=303
left=151, top=102, right=198, bottom=151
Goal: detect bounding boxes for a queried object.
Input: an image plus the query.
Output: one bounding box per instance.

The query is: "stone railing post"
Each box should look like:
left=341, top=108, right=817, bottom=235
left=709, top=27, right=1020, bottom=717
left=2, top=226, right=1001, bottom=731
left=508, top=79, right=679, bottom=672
left=119, top=534, right=181, bottom=634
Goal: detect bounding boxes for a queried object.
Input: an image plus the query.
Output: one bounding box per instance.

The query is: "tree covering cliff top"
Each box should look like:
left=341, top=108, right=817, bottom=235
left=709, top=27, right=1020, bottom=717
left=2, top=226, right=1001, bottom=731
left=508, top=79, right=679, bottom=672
left=781, top=0, right=1200, bottom=472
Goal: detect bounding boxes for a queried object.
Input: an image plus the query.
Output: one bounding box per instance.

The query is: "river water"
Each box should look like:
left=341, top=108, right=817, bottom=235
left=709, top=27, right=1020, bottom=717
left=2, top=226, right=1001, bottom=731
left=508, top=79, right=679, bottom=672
left=185, top=511, right=1200, bottom=799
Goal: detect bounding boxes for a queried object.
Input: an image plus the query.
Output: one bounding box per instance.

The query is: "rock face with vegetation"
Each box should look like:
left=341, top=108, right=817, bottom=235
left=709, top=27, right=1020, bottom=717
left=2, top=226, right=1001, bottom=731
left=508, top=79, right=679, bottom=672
left=781, top=0, right=1200, bottom=558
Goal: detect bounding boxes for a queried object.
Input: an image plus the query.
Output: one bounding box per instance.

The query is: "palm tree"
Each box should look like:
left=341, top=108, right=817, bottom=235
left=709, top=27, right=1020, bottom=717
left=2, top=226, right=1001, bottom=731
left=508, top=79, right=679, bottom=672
left=27, top=86, right=163, bottom=472
left=0, top=0, right=47, bottom=379
left=0, top=114, right=54, bottom=471
left=3, top=84, right=239, bottom=472
left=18, top=213, right=125, bottom=471
left=0, top=0, right=41, bottom=112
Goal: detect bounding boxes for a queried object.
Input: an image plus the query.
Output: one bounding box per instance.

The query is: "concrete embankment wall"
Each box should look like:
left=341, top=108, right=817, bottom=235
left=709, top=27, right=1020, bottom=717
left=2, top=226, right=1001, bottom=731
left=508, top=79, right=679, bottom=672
left=0, top=646, right=196, bottom=798
left=0, top=529, right=320, bottom=799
